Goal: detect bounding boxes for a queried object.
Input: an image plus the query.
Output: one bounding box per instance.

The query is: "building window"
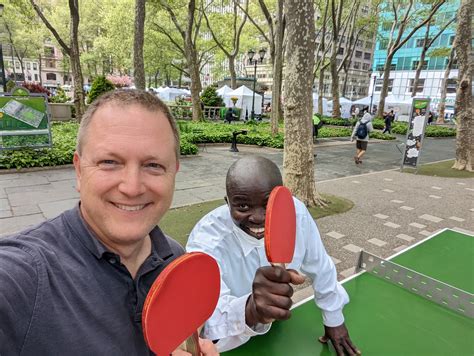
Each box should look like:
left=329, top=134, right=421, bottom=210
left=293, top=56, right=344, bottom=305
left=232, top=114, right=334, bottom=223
left=353, top=61, right=361, bottom=69
left=364, top=52, right=371, bottom=60
left=415, top=38, right=425, bottom=47
left=376, top=64, right=384, bottom=72
left=355, top=50, right=362, bottom=58
left=27, top=75, right=32, bottom=81
left=15, top=61, right=20, bottom=69
left=362, top=63, right=370, bottom=70
left=375, top=78, right=393, bottom=92
left=379, top=40, right=388, bottom=50
left=446, top=78, right=457, bottom=93
left=26, top=62, right=31, bottom=70
left=365, top=41, right=372, bottom=49
left=46, top=73, right=57, bottom=81
left=356, top=39, right=363, bottom=47
left=33, top=62, right=38, bottom=70
left=46, top=59, right=56, bottom=68
left=412, top=60, right=428, bottom=70
left=338, top=47, right=344, bottom=55
left=449, top=35, right=455, bottom=45
left=44, top=46, right=54, bottom=57
left=408, top=79, right=425, bottom=93
left=34, top=74, right=39, bottom=81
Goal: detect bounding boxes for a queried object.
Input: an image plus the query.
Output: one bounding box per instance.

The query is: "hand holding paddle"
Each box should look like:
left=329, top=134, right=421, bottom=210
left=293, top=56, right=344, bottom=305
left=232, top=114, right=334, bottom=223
left=245, top=186, right=304, bottom=327
left=142, top=252, right=220, bottom=356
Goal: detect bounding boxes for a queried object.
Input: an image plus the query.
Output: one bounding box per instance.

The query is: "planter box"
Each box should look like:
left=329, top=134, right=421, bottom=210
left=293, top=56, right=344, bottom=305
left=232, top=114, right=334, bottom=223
left=50, top=103, right=74, bottom=121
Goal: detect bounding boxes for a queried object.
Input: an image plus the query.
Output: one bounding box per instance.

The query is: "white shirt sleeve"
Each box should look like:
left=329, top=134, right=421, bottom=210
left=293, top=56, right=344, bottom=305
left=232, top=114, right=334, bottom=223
left=291, top=201, right=349, bottom=327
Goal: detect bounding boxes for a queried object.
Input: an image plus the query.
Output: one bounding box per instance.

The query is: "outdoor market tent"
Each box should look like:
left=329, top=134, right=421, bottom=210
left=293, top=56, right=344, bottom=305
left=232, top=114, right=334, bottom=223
left=158, top=87, right=185, bottom=102
left=227, top=85, right=263, bottom=120
left=327, top=97, right=353, bottom=118
left=216, top=85, right=234, bottom=107
left=312, top=93, right=329, bottom=115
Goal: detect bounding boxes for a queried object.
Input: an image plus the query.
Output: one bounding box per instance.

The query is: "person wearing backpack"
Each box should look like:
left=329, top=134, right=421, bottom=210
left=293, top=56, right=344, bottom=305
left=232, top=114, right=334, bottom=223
left=351, top=110, right=374, bottom=164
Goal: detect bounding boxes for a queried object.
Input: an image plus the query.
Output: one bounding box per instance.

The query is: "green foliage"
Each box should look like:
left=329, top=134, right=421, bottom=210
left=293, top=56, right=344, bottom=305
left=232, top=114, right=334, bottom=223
left=370, top=131, right=396, bottom=140
left=6, top=80, right=16, bottom=93
left=425, top=125, right=456, bottom=137
left=87, top=76, right=115, bottom=104
left=321, top=117, right=355, bottom=127
left=49, top=87, right=71, bottom=103
left=200, top=86, right=224, bottom=107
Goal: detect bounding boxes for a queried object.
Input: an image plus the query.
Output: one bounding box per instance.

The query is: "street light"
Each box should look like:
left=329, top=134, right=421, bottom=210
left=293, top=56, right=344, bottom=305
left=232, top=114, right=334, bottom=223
left=248, top=48, right=266, bottom=120
left=368, top=68, right=377, bottom=114
left=0, top=3, right=6, bottom=93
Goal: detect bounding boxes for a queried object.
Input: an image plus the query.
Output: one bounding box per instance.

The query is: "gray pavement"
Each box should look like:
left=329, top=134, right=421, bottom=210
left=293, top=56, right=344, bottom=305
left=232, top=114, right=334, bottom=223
left=1, top=136, right=472, bottom=287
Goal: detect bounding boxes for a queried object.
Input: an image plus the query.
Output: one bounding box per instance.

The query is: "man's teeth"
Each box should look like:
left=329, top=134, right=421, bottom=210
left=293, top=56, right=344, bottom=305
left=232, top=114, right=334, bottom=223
left=115, top=204, right=145, bottom=211
left=249, top=227, right=265, bottom=234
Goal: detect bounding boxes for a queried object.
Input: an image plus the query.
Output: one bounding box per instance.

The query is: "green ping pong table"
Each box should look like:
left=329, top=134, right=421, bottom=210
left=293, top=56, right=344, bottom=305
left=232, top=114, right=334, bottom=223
left=224, top=229, right=474, bottom=355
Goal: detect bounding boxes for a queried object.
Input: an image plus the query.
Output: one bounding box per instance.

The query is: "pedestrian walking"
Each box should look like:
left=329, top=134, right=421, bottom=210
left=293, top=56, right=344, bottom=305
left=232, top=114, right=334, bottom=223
left=351, top=111, right=374, bottom=164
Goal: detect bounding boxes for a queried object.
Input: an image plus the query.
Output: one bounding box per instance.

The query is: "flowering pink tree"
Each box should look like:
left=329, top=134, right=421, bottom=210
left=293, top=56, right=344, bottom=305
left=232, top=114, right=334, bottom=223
left=106, top=75, right=133, bottom=88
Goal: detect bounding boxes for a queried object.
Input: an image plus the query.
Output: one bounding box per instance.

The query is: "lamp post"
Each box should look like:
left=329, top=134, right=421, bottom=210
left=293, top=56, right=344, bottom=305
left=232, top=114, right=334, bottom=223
left=368, top=69, right=378, bottom=114
left=247, top=48, right=266, bottom=121
left=0, top=4, right=6, bottom=93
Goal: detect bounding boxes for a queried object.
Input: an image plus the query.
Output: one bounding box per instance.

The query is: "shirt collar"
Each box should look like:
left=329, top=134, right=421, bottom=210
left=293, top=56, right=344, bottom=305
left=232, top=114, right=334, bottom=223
left=232, top=223, right=264, bottom=257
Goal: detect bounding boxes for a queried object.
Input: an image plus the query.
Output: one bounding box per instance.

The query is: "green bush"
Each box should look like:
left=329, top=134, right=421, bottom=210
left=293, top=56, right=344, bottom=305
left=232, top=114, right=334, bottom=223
left=6, top=80, right=16, bottom=93
left=425, top=125, right=456, bottom=137
left=180, top=140, right=198, bottom=155
left=200, top=86, right=224, bottom=107
left=87, top=76, right=115, bottom=104
left=49, top=87, right=71, bottom=103
left=370, top=131, right=396, bottom=140
left=321, top=117, right=354, bottom=126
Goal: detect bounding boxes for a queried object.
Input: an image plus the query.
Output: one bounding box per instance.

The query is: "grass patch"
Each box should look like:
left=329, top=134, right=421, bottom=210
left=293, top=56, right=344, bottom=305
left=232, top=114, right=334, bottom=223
left=402, top=159, right=474, bottom=178
left=159, top=194, right=354, bottom=247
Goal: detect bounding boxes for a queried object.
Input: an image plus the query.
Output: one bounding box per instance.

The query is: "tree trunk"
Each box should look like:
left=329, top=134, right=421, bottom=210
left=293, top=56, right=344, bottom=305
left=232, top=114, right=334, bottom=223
left=133, top=0, right=146, bottom=90
left=330, top=49, right=340, bottom=118
left=271, top=0, right=284, bottom=136
left=317, top=65, right=328, bottom=116
left=437, top=48, right=455, bottom=123
left=229, top=55, right=237, bottom=89
left=376, top=53, right=394, bottom=118
left=187, top=48, right=202, bottom=121
left=411, top=22, right=431, bottom=97
left=69, top=0, right=86, bottom=121
left=38, top=54, right=42, bottom=85
left=283, top=0, right=323, bottom=207
left=452, top=0, right=473, bottom=171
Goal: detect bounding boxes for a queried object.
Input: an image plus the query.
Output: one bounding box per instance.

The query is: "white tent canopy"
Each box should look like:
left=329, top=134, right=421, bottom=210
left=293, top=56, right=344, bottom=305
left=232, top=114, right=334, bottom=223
left=226, top=85, right=263, bottom=120
left=216, top=85, right=234, bottom=107
left=158, top=87, right=186, bottom=102
left=327, top=97, right=353, bottom=118
left=312, top=93, right=329, bottom=115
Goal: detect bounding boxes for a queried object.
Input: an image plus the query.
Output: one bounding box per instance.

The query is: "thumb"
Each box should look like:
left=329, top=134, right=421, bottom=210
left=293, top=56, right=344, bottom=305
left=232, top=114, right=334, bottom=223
left=287, top=269, right=306, bottom=285
left=318, top=335, right=329, bottom=344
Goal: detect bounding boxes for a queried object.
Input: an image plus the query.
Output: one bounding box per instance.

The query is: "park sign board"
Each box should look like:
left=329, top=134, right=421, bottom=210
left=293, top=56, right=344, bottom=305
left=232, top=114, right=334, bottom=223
left=0, top=87, right=52, bottom=150
left=400, top=98, right=431, bottom=170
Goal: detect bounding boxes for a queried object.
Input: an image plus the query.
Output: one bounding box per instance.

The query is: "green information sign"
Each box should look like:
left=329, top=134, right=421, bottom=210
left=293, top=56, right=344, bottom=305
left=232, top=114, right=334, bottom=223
left=0, top=87, right=52, bottom=150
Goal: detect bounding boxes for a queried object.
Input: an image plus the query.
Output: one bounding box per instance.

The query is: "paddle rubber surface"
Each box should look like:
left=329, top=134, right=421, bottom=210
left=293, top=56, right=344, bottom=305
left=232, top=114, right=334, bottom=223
left=143, top=252, right=221, bottom=355
left=264, top=186, right=296, bottom=264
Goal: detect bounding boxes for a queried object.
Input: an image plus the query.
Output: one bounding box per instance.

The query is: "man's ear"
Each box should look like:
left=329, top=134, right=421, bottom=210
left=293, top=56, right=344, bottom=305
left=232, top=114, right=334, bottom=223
left=73, top=152, right=82, bottom=193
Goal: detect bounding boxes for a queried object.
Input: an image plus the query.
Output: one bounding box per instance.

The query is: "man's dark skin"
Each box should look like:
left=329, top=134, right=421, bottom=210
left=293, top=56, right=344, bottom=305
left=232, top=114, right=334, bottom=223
left=224, top=156, right=361, bottom=355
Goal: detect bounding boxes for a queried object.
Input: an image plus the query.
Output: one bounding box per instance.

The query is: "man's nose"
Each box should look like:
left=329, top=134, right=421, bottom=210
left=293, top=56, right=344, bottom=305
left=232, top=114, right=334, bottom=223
left=118, top=166, right=146, bottom=196
left=249, top=207, right=266, bottom=224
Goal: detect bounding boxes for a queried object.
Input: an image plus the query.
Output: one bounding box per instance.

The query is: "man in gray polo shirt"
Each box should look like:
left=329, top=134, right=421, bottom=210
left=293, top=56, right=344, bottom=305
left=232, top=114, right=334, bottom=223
left=0, top=90, right=217, bottom=355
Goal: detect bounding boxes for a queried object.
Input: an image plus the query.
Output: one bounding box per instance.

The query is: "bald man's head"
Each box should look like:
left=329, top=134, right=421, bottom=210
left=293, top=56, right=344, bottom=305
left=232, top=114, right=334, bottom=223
left=225, top=156, right=283, bottom=239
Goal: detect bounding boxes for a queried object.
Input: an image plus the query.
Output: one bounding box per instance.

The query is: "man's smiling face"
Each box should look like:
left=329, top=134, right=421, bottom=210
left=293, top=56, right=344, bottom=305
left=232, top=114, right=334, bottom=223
left=225, top=156, right=283, bottom=240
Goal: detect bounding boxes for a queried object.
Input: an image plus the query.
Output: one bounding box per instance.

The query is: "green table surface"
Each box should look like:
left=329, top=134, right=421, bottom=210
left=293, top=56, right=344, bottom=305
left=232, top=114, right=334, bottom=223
left=224, top=229, right=474, bottom=355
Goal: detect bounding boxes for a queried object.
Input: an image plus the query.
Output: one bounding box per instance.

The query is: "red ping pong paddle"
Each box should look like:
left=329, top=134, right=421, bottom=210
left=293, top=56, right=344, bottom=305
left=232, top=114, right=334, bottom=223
left=142, top=252, right=220, bottom=356
left=264, top=186, right=297, bottom=266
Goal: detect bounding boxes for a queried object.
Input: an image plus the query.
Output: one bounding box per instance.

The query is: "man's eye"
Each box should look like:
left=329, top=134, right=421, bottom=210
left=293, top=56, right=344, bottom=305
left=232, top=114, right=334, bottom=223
left=98, top=160, right=117, bottom=167
left=145, top=162, right=165, bottom=172
left=238, top=204, right=249, bottom=210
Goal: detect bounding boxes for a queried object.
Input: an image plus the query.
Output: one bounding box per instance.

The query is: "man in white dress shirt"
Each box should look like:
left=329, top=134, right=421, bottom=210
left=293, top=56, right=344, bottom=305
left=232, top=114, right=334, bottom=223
left=186, top=156, right=360, bottom=355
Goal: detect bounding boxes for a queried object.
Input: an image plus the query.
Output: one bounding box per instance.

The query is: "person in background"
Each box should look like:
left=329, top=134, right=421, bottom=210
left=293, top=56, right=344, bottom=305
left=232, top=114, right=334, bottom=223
left=0, top=90, right=218, bottom=356
left=383, top=110, right=394, bottom=134
left=351, top=110, right=374, bottom=164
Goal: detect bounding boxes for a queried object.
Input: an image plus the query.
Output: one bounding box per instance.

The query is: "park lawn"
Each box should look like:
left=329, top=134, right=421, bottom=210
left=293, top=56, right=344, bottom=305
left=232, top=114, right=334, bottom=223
left=403, top=159, right=474, bottom=178
left=159, top=194, right=353, bottom=247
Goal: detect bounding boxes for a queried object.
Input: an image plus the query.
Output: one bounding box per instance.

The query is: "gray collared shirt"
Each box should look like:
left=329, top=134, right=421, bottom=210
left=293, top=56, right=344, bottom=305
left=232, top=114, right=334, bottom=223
left=0, top=205, right=184, bottom=355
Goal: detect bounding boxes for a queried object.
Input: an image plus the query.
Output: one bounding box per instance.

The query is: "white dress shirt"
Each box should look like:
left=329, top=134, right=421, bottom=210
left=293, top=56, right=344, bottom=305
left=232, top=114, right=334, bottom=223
left=186, top=198, right=349, bottom=352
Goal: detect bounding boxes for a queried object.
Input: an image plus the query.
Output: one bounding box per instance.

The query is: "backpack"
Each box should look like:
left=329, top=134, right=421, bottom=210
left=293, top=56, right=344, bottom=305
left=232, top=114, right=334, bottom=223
left=356, top=121, right=368, bottom=139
